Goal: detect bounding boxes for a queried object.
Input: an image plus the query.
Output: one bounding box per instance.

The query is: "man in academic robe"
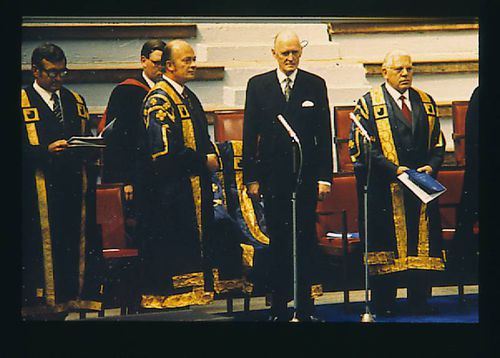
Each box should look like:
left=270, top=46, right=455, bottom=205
left=242, top=31, right=333, bottom=322
left=100, top=39, right=166, bottom=250
left=22, top=43, right=103, bottom=320
left=349, top=50, right=446, bottom=316
left=139, top=40, right=219, bottom=309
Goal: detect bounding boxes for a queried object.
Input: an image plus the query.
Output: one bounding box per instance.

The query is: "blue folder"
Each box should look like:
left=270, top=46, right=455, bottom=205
left=406, top=169, right=446, bottom=194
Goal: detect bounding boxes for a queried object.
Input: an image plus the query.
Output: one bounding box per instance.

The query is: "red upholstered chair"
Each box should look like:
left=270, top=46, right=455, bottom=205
left=333, top=106, right=355, bottom=173
left=316, top=173, right=361, bottom=306
left=437, top=169, right=478, bottom=298
left=96, top=183, right=140, bottom=316
left=451, top=101, right=469, bottom=167
left=213, top=110, right=244, bottom=142
left=437, top=170, right=465, bottom=244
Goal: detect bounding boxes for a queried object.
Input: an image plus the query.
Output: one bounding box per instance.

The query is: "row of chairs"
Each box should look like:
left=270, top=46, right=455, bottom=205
left=213, top=102, right=471, bottom=171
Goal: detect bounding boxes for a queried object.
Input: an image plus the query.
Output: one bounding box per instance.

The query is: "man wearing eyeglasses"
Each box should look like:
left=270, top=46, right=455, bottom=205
left=22, top=43, right=103, bottom=320
left=349, top=50, right=446, bottom=317
left=139, top=40, right=219, bottom=310
left=101, top=39, right=166, bottom=198
left=100, top=41, right=166, bottom=286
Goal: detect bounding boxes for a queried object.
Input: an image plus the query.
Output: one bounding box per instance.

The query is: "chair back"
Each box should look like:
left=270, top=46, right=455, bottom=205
left=316, top=173, right=359, bottom=236
left=214, top=110, right=244, bottom=142
left=452, top=101, right=469, bottom=167
left=96, top=184, right=127, bottom=249
left=437, top=170, right=465, bottom=229
left=333, top=106, right=355, bottom=173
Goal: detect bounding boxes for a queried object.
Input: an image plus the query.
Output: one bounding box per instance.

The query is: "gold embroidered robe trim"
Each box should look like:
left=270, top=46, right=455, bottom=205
left=231, top=141, right=270, bottom=245
left=212, top=269, right=253, bottom=294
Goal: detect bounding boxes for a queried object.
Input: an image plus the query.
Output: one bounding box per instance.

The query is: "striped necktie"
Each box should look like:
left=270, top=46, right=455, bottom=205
left=284, top=77, right=292, bottom=102
left=51, top=92, right=63, bottom=123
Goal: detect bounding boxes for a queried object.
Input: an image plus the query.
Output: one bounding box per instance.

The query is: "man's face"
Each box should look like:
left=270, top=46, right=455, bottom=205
left=166, top=44, right=196, bottom=85
left=141, top=49, right=164, bottom=82
left=272, top=37, right=302, bottom=76
left=33, top=59, right=67, bottom=92
left=382, top=55, right=413, bottom=93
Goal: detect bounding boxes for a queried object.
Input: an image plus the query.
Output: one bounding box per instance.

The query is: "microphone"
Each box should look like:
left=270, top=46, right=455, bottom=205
left=277, top=114, right=300, bottom=143
left=349, top=112, right=371, bottom=142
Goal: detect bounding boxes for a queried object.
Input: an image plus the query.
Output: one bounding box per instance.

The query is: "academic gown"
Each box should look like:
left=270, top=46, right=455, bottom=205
left=21, top=84, right=103, bottom=317
left=139, top=80, right=215, bottom=309
left=349, top=84, right=446, bottom=277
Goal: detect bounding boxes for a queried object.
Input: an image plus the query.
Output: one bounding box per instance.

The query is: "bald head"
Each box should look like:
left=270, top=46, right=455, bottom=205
left=272, top=30, right=303, bottom=76
left=163, top=39, right=197, bottom=85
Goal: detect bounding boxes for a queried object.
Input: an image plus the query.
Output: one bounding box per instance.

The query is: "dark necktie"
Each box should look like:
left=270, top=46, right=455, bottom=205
left=51, top=92, right=63, bottom=123
left=284, top=77, right=292, bottom=102
left=399, top=95, right=412, bottom=125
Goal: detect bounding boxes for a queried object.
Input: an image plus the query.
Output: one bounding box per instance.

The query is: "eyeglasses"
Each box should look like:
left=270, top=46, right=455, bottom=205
left=39, top=67, right=69, bottom=79
left=387, top=66, right=413, bottom=74
left=148, top=58, right=164, bottom=67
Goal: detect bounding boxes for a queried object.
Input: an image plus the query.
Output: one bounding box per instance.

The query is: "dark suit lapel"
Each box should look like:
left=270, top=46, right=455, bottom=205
left=267, top=70, right=287, bottom=109
left=409, top=88, right=423, bottom=134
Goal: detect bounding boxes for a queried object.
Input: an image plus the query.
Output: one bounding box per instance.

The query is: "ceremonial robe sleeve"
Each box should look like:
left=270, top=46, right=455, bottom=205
left=426, top=95, right=445, bottom=174
left=144, top=92, right=207, bottom=176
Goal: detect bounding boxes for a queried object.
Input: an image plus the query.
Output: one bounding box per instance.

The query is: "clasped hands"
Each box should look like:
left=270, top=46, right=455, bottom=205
left=396, top=165, right=433, bottom=175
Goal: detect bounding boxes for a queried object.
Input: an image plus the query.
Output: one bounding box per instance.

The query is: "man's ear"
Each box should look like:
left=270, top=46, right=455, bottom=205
left=140, top=55, right=147, bottom=68
left=32, top=65, right=39, bottom=77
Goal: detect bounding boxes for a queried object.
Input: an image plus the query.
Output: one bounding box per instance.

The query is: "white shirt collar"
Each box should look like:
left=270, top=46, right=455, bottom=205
left=33, top=80, right=60, bottom=110
left=162, top=75, right=184, bottom=96
left=276, top=68, right=298, bottom=86
left=385, top=82, right=412, bottom=110
left=142, top=71, right=156, bottom=89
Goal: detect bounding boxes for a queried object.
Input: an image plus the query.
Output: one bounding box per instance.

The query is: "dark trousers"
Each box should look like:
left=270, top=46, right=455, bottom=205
left=263, top=191, right=318, bottom=319
left=371, top=270, right=432, bottom=311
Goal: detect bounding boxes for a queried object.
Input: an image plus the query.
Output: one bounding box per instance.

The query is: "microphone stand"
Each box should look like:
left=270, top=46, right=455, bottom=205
left=290, top=135, right=303, bottom=323
left=349, top=113, right=375, bottom=323
left=360, top=135, right=375, bottom=323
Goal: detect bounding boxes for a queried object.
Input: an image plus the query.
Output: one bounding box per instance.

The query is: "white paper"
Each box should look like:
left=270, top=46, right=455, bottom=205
left=397, top=172, right=446, bottom=204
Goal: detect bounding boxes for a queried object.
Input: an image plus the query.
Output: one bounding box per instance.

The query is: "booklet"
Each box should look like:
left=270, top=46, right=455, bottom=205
left=67, top=118, right=116, bottom=148
left=67, top=136, right=106, bottom=148
left=397, top=170, right=446, bottom=203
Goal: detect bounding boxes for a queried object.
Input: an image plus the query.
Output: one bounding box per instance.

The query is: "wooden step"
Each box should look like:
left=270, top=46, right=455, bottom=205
left=364, top=59, right=478, bottom=76
left=328, top=18, right=478, bottom=35
left=21, top=63, right=224, bottom=84
left=22, top=23, right=197, bottom=40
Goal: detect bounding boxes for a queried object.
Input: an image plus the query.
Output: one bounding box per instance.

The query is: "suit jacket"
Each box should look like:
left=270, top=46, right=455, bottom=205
left=242, top=69, right=333, bottom=197
left=102, top=75, right=151, bottom=184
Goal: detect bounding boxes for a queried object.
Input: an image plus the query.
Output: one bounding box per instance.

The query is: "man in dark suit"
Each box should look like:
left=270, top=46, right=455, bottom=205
left=22, top=43, right=103, bottom=319
left=243, top=30, right=333, bottom=322
left=349, top=50, right=446, bottom=317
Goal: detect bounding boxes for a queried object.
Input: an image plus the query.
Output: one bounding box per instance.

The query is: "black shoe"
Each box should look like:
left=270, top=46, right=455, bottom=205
left=303, top=315, right=325, bottom=323
left=267, top=315, right=288, bottom=322
left=374, top=305, right=396, bottom=317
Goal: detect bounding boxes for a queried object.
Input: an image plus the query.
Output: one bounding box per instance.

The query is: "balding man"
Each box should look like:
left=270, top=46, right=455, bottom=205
left=139, top=40, right=219, bottom=310
left=349, top=50, right=446, bottom=317
left=243, top=31, right=333, bottom=322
